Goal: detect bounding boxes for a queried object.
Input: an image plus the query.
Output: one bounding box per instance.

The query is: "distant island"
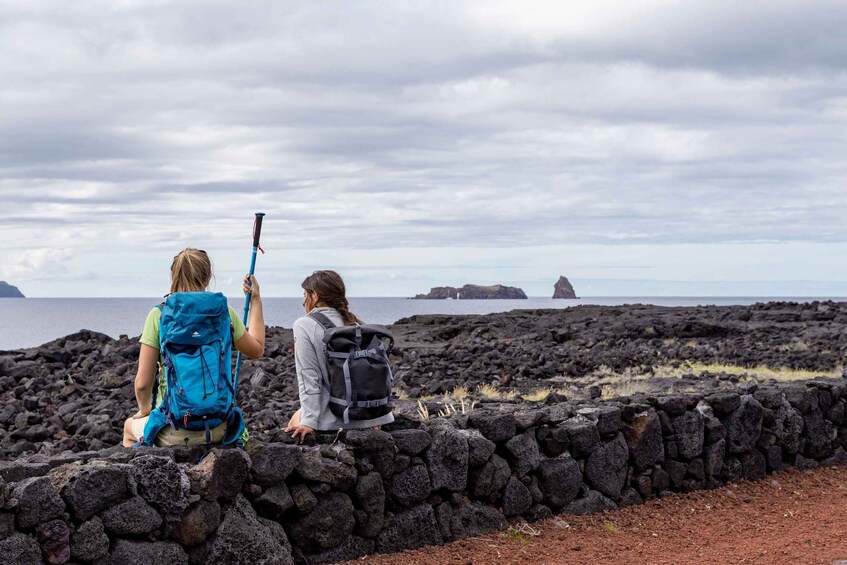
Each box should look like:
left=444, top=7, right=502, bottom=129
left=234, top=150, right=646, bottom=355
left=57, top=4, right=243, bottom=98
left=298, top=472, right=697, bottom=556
left=552, top=275, right=578, bottom=299
left=414, top=284, right=527, bottom=300
left=0, top=281, right=24, bottom=298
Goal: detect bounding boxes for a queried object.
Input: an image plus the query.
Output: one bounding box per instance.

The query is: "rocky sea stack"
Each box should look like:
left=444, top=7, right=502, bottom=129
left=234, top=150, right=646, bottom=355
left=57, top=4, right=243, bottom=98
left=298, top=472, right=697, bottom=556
left=552, top=276, right=577, bottom=299
left=414, top=284, right=527, bottom=299
left=0, top=281, right=24, bottom=298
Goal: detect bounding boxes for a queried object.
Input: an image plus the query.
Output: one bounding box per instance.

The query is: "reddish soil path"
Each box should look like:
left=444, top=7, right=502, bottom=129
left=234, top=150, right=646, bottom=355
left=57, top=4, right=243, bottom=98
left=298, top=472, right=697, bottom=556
left=349, top=466, right=847, bottom=565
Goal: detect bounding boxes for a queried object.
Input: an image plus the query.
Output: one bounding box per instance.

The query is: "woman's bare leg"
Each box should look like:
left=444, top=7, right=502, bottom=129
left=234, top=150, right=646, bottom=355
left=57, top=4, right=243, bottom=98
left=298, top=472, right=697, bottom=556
left=122, top=418, right=137, bottom=447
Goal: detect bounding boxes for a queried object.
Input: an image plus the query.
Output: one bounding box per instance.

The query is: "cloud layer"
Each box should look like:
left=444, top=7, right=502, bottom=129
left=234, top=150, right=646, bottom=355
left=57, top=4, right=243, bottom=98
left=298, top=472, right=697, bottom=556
left=2, top=1, right=847, bottom=295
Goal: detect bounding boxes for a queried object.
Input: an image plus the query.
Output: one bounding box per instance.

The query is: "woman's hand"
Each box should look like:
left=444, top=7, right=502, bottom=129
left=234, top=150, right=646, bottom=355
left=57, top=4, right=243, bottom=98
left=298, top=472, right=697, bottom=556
left=283, top=424, right=315, bottom=444
left=243, top=274, right=261, bottom=300
left=132, top=409, right=150, bottom=420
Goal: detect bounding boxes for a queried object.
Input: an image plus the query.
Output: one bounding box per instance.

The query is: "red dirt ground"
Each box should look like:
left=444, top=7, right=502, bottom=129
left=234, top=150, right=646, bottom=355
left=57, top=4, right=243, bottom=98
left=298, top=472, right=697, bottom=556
left=347, top=466, right=847, bottom=565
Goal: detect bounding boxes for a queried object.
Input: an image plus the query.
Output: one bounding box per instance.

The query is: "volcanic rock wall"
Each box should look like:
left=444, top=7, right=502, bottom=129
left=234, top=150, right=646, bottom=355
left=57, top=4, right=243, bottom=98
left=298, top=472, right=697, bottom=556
left=2, top=378, right=846, bottom=564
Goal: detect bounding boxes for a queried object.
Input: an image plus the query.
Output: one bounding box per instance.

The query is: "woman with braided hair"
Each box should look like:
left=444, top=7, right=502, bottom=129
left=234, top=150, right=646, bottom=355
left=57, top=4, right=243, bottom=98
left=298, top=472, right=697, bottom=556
left=284, top=270, right=394, bottom=442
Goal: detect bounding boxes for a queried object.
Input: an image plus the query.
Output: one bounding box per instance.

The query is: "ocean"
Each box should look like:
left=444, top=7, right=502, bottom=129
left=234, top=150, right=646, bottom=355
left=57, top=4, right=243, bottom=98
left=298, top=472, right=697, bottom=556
left=0, top=296, right=843, bottom=351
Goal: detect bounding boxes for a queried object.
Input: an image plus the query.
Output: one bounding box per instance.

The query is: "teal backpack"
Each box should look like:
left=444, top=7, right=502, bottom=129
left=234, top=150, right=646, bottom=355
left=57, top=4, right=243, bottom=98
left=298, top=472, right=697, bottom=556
left=140, top=292, right=246, bottom=446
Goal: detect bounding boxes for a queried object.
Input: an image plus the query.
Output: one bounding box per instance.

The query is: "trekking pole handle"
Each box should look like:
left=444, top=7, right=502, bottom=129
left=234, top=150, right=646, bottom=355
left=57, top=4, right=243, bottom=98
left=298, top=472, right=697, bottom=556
left=252, top=212, right=265, bottom=250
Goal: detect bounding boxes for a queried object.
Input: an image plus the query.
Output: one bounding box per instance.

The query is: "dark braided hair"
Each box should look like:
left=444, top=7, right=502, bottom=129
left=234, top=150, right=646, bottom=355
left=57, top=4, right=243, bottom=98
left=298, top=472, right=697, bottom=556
left=302, top=270, right=362, bottom=326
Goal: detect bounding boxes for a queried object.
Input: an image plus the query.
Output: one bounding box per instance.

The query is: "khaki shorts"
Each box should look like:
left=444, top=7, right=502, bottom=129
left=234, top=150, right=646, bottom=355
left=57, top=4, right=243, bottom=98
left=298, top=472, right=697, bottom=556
left=131, top=416, right=227, bottom=447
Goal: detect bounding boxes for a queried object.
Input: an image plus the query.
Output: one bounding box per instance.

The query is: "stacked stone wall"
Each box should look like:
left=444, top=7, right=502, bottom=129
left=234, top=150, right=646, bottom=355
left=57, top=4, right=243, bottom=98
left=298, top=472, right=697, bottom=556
left=2, top=378, right=846, bottom=564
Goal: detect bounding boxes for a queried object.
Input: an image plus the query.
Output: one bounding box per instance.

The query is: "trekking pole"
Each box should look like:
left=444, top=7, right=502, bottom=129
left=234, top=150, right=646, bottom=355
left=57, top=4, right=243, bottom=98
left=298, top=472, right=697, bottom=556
left=234, top=212, right=265, bottom=388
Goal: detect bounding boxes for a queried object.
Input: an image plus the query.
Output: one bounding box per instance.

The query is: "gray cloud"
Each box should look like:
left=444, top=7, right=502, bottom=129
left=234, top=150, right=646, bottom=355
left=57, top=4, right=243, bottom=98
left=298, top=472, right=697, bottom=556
left=2, top=1, right=847, bottom=296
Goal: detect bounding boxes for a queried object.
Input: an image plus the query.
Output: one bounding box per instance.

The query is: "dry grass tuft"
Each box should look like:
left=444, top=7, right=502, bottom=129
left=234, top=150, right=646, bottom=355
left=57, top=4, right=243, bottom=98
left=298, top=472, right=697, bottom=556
left=522, top=388, right=553, bottom=402
left=416, top=400, right=430, bottom=422
left=443, top=385, right=470, bottom=402
left=477, top=383, right=518, bottom=400
left=670, top=361, right=841, bottom=382
left=601, top=380, right=653, bottom=399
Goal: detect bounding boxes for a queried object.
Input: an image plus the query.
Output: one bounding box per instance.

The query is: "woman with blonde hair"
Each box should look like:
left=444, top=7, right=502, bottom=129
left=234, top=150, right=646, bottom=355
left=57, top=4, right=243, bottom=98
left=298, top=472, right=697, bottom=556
left=121, top=248, right=265, bottom=447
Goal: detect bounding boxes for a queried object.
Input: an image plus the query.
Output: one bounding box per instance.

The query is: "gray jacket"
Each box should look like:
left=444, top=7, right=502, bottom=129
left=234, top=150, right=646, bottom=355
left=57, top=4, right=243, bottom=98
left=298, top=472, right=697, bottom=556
left=292, top=307, right=395, bottom=431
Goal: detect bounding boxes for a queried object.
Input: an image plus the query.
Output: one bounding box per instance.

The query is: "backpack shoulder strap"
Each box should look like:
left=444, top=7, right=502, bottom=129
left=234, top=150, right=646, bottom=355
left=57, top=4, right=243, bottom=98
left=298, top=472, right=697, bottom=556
left=308, top=311, right=337, bottom=331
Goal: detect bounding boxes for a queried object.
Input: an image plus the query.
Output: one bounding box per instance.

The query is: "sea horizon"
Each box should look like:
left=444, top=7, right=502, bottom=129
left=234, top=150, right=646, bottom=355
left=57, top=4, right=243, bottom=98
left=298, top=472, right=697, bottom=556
left=1, top=295, right=844, bottom=351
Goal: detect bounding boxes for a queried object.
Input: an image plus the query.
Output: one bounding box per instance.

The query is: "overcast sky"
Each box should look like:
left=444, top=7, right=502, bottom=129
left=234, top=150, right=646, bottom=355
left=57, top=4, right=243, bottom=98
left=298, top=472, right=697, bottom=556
left=2, top=1, right=847, bottom=297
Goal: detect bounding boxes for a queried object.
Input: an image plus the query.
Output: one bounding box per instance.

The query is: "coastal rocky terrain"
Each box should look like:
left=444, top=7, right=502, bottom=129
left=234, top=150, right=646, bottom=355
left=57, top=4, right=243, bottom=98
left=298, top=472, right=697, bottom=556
left=413, top=284, right=527, bottom=299
left=2, top=300, right=847, bottom=563
left=0, top=300, right=844, bottom=459
left=0, top=281, right=24, bottom=298
left=552, top=276, right=577, bottom=299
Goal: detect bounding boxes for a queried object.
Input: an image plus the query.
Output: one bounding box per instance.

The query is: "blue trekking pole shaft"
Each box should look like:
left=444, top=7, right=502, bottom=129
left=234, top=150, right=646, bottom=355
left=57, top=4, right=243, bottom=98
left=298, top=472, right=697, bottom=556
left=234, top=212, right=265, bottom=386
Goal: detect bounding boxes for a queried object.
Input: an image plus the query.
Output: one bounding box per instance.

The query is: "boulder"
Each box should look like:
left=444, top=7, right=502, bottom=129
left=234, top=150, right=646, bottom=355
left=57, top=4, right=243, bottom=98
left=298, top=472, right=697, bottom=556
left=703, top=439, right=726, bottom=477
left=35, top=519, right=70, bottom=565
left=672, top=411, right=705, bottom=460
left=564, top=490, right=617, bottom=515
left=504, top=432, right=541, bottom=477
left=656, top=396, right=688, bottom=417
left=624, top=410, right=665, bottom=470
left=585, top=433, right=629, bottom=499
left=249, top=444, right=303, bottom=487
left=773, top=397, right=804, bottom=454
left=0, top=460, right=51, bottom=484
left=468, top=411, right=517, bottom=443
left=285, top=492, right=354, bottom=554
left=101, top=496, right=163, bottom=535
left=254, top=485, right=294, bottom=521
left=726, top=396, right=764, bottom=454
left=537, top=424, right=570, bottom=457
left=12, top=476, right=65, bottom=528
left=352, top=472, right=385, bottom=539
left=740, top=450, right=767, bottom=481
left=426, top=424, right=468, bottom=492
left=446, top=502, right=507, bottom=541
left=294, top=450, right=357, bottom=490
left=803, top=410, right=836, bottom=459
left=389, top=465, right=432, bottom=507
left=562, top=418, right=601, bottom=457
left=552, top=276, right=577, bottom=299
left=0, top=476, right=9, bottom=509
left=70, top=517, right=109, bottom=562
left=174, top=500, right=221, bottom=547
left=389, top=429, right=431, bottom=456
left=290, top=484, right=317, bottom=515
left=0, top=532, right=41, bottom=565
left=0, top=513, right=14, bottom=541
left=303, top=536, right=374, bottom=564
left=706, top=392, right=741, bottom=415
left=186, top=448, right=251, bottom=501
left=208, top=495, right=293, bottom=565
left=469, top=454, right=510, bottom=499
left=665, top=459, right=687, bottom=489
left=501, top=477, right=533, bottom=517
left=129, top=456, right=190, bottom=520
left=376, top=505, right=443, bottom=553
left=577, top=405, right=622, bottom=435
left=257, top=517, right=292, bottom=557
left=459, top=429, right=496, bottom=467
left=343, top=430, right=395, bottom=478
left=95, top=539, right=188, bottom=565
left=537, top=455, right=582, bottom=509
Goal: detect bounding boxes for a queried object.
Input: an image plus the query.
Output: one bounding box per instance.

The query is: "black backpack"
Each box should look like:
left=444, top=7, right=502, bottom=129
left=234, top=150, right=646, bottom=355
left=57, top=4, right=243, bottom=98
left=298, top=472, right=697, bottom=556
left=309, top=312, right=395, bottom=424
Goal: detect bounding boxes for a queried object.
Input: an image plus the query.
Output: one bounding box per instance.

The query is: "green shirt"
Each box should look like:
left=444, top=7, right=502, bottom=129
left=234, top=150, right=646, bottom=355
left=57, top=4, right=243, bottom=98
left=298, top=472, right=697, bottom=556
left=139, top=304, right=247, bottom=407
